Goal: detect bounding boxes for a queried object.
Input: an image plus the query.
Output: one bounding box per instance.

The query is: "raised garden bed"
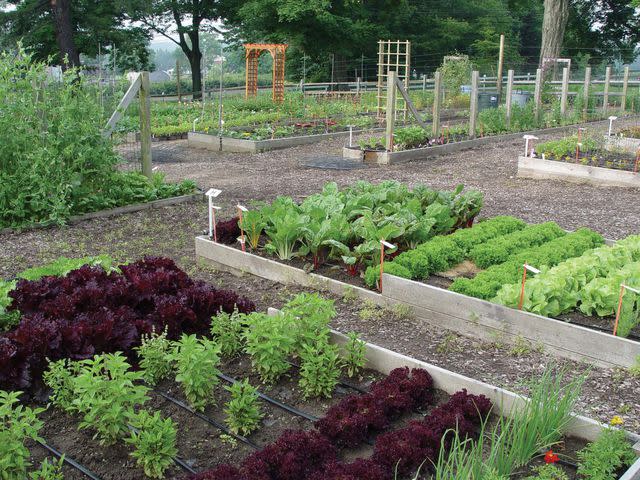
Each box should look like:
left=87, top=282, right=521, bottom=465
left=188, top=127, right=379, bottom=153
left=605, top=134, right=640, bottom=153
left=196, top=237, right=640, bottom=369
left=345, top=117, right=640, bottom=165
left=517, top=156, right=639, bottom=187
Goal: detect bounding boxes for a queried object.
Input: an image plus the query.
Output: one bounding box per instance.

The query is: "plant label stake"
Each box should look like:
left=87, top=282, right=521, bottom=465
left=205, top=189, right=222, bottom=239
left=523, top=135, right=538, bottom=158
left=518, top=263, right=540, bottom=310
left=237, top=204, right=248, bottom=249
left=613, top=284, right=639, bottom=336
left=348, top=125, right=354, bottom=147
left=211, top=206, right=221, bottom=242
left=237, top=236, right=246, bottom=253
left=379, top=240, right=396, bottom=293
left=575, top=143, right=582, bottom=163
left=608, top=116, right=617, bottom=137
left=634, top=149, right=639, bottom=174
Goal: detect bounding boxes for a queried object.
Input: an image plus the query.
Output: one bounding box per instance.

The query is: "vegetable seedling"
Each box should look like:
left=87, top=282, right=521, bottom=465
left=613, top=284, right=639, bottom=336
left=518, top=263, right=540, bottom=310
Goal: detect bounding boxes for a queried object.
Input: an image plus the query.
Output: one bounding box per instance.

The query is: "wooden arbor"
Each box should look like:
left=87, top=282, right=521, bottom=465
left=244, top=44, right=288, bottom=102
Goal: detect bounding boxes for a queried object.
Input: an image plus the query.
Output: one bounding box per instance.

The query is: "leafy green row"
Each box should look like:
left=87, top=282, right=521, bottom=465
left=580, top=262, right=640, bottom=337
left=493, top=235, right=640, bottom=318
left=449, top=228, right=604, bottom=300
left=469, top=222, right=566, bottom=269
left=235, top=181, right=483, bottom=275
left=363, top=216, right=526, bottom=287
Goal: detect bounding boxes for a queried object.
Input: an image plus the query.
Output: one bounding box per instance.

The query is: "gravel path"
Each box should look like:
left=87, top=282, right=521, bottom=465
left=2, top=117, right=639, bottom=432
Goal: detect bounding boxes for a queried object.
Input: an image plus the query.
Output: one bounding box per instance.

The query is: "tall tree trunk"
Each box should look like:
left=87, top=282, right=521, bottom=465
left=539, top=0, right=570, bottom=73
left=50, top=0, right=80, bottom=68
left=188, top=32, right=203, bottom=100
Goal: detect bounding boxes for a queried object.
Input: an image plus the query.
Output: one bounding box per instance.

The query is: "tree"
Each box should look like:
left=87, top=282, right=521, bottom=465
left=127, top=1, right=224, bottom=99
left=539, top=0, right=571, bottom=70
left=2, top=0, right=152, bottom=70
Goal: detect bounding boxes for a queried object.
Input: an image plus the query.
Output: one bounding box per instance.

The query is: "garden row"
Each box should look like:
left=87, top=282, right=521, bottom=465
left=211, top=181, right=639, bottom=340
left=2, top=256, right=638, bottom=479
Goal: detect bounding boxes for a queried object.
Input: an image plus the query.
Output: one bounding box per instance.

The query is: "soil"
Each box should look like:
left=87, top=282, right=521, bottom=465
left=27, top=355, right=387, bottom=480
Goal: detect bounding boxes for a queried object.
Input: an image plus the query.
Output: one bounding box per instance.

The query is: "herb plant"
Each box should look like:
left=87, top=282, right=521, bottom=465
left=576, top=427, right=636, bottom=479
left=169, top=335, right=221, bottom=411
left=125, top=410, right=178, bottom=479
left=243, top=312, right=295, bottom=384
left=224, top=379, right=263, bottom=436
left=211, top=308, right=247, bottom=357
left=342, top=332, right=366, bottom=378
left=299, top=342, right=341, bottom=398
left=29, top=457, right=65, bottom=480
left=0, top=390, right=45, bottom=479
left=136, top=327, right=173, bottom=386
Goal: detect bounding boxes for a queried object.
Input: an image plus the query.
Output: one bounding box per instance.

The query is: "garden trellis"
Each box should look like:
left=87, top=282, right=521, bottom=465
left=244, top=43, right=288, bottom=102
left=376, top=39, right=411, bottom=120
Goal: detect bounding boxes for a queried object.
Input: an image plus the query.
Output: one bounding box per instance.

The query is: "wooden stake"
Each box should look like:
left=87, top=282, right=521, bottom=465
left=612, top=284, right=625, bottom=336
left=603, top=66, right=611, bottom=115
left=621, top=66, right=630, bottom=112
left=432, top=71, right=442, bottom=138
left=582, top=67, right=591, bottom=121
left=176, top=60, right=181, bottom=102
left=139, top=71, right=152, bottom=179
left=505, top=69, right=514, bottom=128
left=533, top=68, right=543, bottom=123
left=518, top=263, right=528, bottom=310
left=379, top=241, right=385, bottom=292
left=560, top=67, right=569, bottom=117
left=469, top=71, right=479, bottom=139
left=385, top=70, right=397, bottom=151
left=496, top=34, right=505, bottom=101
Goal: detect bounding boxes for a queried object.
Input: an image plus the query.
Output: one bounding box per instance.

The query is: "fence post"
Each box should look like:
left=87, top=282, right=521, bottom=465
left=385, top=70, right=397, bottom=152
left=139, top=71, right=153, bottom=179
left=496, top=34, right=505, bottom=101
left=583, top=67, right=591, bottom=121
left=176, top=60, right=181, bottom=102
left=505, top=69, right=514, bottom=128
left=356, top=77, right=361, bottom=94
left=469, top=70, right=479, bottom=139
left=432, top=71, right=442, bottom=137
left=603, top=66, right=611, bottom=115
left=621, top=66, right=630, bottom=112
left=560, top=67, right=569, bottom=116
left=422, top=75, right=427, bottom=91
left=533, top=68, right=543, bottom=123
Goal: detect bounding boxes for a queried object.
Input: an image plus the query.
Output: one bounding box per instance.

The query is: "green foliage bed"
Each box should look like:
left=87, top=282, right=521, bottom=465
left=0, top=50, right=196, bottom=229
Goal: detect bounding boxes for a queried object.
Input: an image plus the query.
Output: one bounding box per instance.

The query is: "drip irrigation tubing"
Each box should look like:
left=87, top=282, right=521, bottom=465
left=37, top=439, right=102, bottom=480
left=217, top=372, right=319, bottom=422
left=156, top=390, right=259, bottom=450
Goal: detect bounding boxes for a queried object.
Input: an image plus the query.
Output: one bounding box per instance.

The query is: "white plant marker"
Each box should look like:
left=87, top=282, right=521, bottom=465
left=523, top=135, right=538, bottom=157
left=348, top=125, right=354, bottom=148
left=205, top=188, right=222, bottom=239
left=608, top=116, right=618, bottom=137
left=379, top=240, right=397, bottom=293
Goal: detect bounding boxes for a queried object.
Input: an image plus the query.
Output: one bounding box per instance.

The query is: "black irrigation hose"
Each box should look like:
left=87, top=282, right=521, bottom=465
left=127, top=425, right=197, bottom=475
left=37, top=439, right=103, bottom=480
left=156, top=390, right=259, bottom=450
left=217, top=372, right=319, bottom=422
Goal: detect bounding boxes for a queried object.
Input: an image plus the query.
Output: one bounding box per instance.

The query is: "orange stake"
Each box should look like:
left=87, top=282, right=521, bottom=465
left=612, top=284, right=625, bottom=336
left=518, top=263, right=528, bottom=310
left=634, top=149, right=639, bottom=173
left=237, top=207, right=245, bottom=250
left=379, top=241, right=385, bottom=293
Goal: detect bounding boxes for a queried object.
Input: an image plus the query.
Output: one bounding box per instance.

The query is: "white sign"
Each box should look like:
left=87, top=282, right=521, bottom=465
left=211, top=205, right=221, bottom=211
left=623, top=284, right=640, bottom=294
left=205, top=188, right=222, bottom=198
left=380, top=240, right=396, bottom=249
left=524, top=264, right=540, bottom=274
left=237, top=204, right=248, bottom=212
left=237, top=237, right=246, bottom=244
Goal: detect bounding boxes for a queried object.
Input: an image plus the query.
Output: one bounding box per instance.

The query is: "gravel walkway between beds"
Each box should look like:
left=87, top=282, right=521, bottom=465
left=1, top=116, right=639, bottom=432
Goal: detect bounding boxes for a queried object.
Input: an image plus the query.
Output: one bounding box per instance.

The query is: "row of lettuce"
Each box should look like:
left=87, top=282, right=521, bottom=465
left=215, top=181, right=483, bottom=272
left=373, top=214, right=639, bottom=337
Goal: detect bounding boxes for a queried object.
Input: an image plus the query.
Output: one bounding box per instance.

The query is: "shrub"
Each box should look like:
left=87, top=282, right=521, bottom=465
left=0, top=49, right=195, bottom=229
